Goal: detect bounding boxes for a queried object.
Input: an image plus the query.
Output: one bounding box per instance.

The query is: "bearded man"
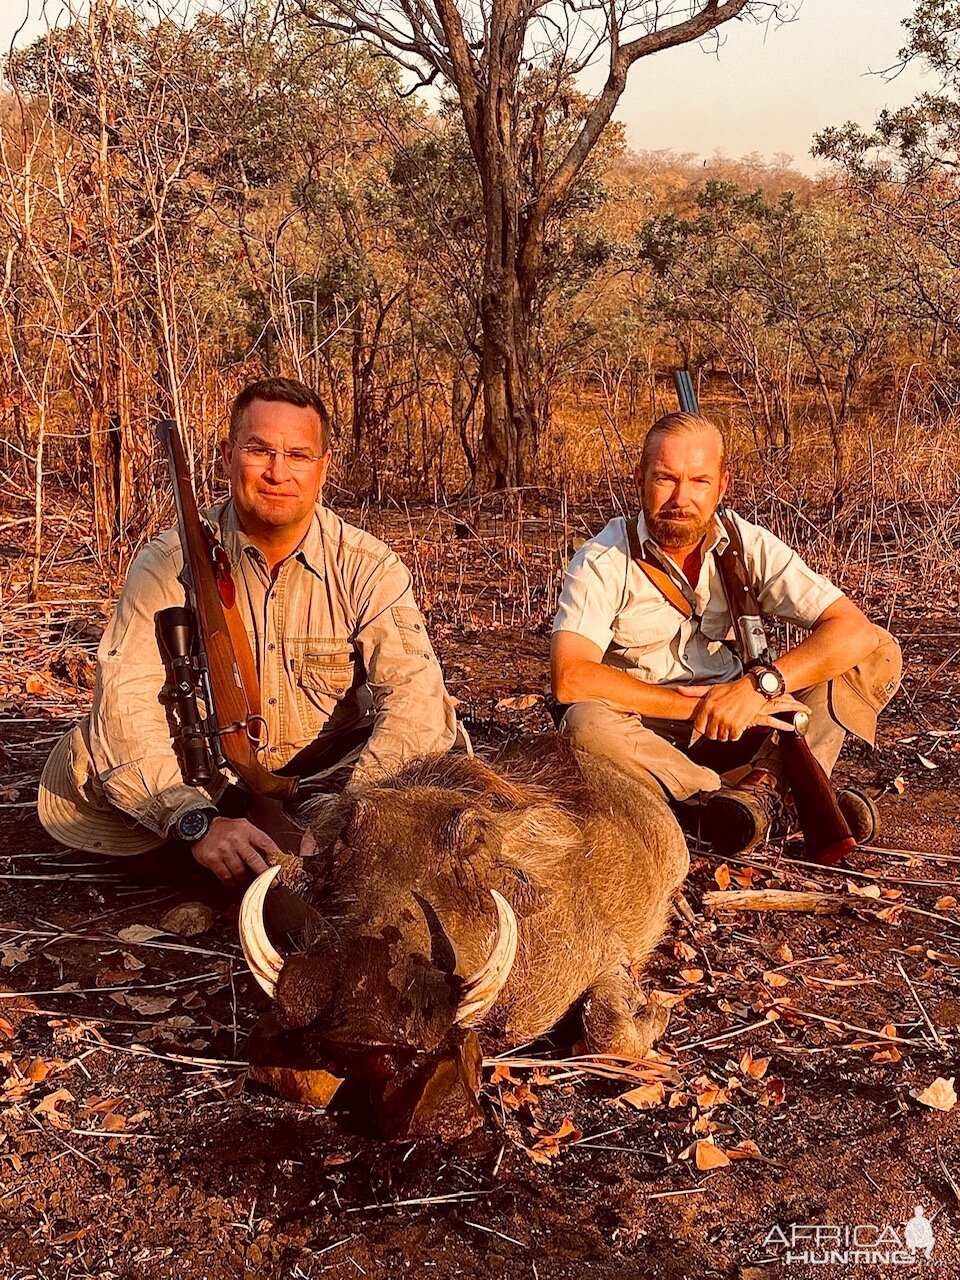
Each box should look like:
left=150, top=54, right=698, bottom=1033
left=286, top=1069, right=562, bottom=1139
left=38, top=377, right=457, bottom=884
left=550, top=412, right=901, bottom=856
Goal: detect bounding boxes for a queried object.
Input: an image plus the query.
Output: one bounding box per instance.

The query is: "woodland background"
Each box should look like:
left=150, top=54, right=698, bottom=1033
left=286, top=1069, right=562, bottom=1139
left=0, top=0, right=959, bottom=609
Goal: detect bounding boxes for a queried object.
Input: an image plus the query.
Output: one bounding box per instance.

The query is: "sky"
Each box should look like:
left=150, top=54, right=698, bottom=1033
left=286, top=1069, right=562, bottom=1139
left=0, top=0, right=931, bottom=175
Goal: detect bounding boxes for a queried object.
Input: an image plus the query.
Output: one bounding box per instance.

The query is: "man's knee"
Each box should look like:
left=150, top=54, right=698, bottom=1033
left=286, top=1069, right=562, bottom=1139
left=559, top=701, right=627, bottom=752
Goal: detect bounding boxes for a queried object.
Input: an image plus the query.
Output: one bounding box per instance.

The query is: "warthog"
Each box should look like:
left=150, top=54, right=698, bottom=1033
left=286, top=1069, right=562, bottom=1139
left=240, top=735, right=689, bottom=1135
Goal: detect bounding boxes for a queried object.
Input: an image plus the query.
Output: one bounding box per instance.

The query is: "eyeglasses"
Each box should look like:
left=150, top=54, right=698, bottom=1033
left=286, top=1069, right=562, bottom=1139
left=235, top=444, right=325, bottom=472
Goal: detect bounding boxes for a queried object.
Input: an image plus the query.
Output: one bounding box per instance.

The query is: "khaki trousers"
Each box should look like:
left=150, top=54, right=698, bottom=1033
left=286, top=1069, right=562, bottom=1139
left=560, top=681, right=845, bottom=802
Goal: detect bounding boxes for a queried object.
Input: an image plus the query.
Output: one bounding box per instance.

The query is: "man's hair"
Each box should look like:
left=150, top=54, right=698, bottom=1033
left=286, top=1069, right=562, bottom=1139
left=639, top=411, right=726, bottom=476
left=229, top=377, right=331, bottom=451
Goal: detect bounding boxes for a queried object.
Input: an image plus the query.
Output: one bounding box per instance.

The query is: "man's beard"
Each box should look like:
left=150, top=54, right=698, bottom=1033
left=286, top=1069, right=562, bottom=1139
left=645, top=508, right=713, bottom=549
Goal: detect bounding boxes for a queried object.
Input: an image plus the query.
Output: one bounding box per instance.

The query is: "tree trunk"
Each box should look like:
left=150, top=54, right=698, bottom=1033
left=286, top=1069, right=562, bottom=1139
left=476, top=270, right=538, bottom=489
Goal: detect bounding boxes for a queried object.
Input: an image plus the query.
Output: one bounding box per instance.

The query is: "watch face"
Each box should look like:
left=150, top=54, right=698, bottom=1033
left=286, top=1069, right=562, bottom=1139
left=759, top=669, right=782, bottom=695
left=177, top=809, right=212, bottom=841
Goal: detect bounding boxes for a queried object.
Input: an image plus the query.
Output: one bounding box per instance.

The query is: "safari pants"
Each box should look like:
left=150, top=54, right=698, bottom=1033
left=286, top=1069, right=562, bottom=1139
left=560, top=681, right=844, bottom=802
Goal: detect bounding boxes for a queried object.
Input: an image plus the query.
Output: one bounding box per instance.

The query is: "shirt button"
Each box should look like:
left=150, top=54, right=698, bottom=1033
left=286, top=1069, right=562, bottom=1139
left=268, top=643, right=276, bottom=652
left=268, top=697, right=277, bottom=706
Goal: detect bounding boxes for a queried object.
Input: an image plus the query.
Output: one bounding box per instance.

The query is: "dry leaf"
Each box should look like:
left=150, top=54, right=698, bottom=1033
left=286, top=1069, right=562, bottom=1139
left=0, top=1018, right=15, bottom=1039
left=714, top=864, right=731, bottom=890
left=936, top=897, right=957, bottom=910
left=674, top=940, right=698, bottom=962
left=34, top=1087, right=74, bottom=1128
left=877, top=904, right=903, bottom=925
left=759, top=1078, right=786, bottom=1107
left=728, top=1139, right=762, bottom=1160
left=0, top=946, right=30, bottom=968
left=680, top=968, right=705, bottom=984
left=525, top=1116, right=581, bottom=1164
left=101, top=1112, right=126, bottom=1132
left=496, top=694, right=540, bottom=710
left=917, top=755, right=937, bottom=770
left=892, top=776, right=906, bottom=794
left=739, top=1050, right=771, bottom=1080
left=912, top=1076, right=957, bottom=1112
left=618, top=1081, right=665, bottom=1110
left=123, top=993, right=177, bottom=1016
left=117, top=925, right=165, bottom=943
left=926, top=950, right=960, bottom=968
left=693, top=1139, right=730, bottom=1169
left=846, top=881, right=882, bottom=899
left=25, top=674, right=48, bottom=696
left=159, top=902, right=215, bottom=937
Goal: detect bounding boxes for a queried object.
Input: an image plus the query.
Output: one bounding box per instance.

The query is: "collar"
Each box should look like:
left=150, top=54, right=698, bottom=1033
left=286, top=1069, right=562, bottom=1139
left=212, top=499, right=326, bottom=580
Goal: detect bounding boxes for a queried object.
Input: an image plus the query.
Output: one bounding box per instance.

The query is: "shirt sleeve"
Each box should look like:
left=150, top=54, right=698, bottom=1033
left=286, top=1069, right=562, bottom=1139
left=736, top=514, right=844, bottom=628
left=344, top=551, right=457, bottom=785
left=87, top=537, right=214, bottom=835
left=552, top=533, right=627, bottom=655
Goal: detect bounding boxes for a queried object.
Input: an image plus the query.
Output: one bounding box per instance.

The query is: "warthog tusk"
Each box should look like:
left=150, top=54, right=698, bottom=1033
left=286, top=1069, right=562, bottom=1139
left=240, top=864, right=284, bottom=997
left=455, top=890, right=518, bottom=1026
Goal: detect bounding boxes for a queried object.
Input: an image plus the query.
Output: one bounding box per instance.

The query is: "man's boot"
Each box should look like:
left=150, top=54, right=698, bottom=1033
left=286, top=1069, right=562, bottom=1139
left=836, top=787, right=880, bottom=844
left=677, top=768, right=783, bottom=856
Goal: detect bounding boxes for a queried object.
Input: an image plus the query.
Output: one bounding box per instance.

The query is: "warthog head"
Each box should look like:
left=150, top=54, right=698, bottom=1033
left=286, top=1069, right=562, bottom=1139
left=238, top=758, right=564, bottom=1080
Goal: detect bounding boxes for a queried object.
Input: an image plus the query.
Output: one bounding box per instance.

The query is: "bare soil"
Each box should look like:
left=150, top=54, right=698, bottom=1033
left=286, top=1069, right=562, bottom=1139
left=1, top=509, right=959, bottom=1280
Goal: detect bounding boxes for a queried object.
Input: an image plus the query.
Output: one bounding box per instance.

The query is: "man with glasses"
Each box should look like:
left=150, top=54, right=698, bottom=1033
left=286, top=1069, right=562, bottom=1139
left=38, top=377, right=457, bottom=884
left=550, top=412, right=900, bottom=856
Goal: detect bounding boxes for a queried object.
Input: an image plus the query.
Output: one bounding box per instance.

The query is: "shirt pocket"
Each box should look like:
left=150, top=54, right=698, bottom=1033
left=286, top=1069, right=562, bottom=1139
left=390, top=605, right=432, bottom=657
left=296, top=646, right=357, bottom=698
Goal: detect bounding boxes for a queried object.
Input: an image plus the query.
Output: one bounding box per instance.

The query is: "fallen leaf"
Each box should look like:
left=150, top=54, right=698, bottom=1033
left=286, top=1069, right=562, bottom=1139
left=496, top=694, right=541, bottom=710
left=123, top=993, right=177, bottom=1016
left=0, top=946, right=30, bottom=968
left=758, top=1078, right=786, bottom=1107
left=159, top=902, right=215, bottom=937
left=926, top=950, right=960, bottom=968
left=117, top=925, right=165, bottom=943
left=917, top=755, right=938, bottom=770
left=618, top=1081, right=665, bottom=1110
left=892, top=776, right=906, bottom=794
left=846, top=881, right=882, bottom=899
left=25, top=674, right=48, bottom=696
left=936, top=897, right=957, bottom=910
left=0, top=1018, right=15, bottom=1039
left=524, top=1116, right=582, bottom=1164
left=34, top=1087, right=74, bottom=1128
left=674, top=940, right=698, bottom=962
left=680, top=968, right=705, bottom=984
left=763, top=972, right=790, bottom=988
left=877, top=904, right=903, bottom=925
left=728, top=1139, right=762, bottom=1160
left=714, top=864, right=731, bottom=890
left=693, top=1139, right=730, bottom=1169
left=912, top=1076, right=957, bottom=1112
left=739, top=1050, right=771, bottom=1080
left=101, top=1112, right=126, bottom=1132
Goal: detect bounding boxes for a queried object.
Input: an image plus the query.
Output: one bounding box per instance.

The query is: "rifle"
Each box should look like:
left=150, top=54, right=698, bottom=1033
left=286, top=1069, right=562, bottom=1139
left=156, top=418, right=299, bottom=815
left=670, top=370, right=855, bottom=866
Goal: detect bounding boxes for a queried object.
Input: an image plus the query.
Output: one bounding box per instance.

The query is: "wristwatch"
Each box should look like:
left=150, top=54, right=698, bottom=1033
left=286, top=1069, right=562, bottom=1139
left=747, top=663, right=786, bottom=700
left=173, top=806, right=219, bottom=845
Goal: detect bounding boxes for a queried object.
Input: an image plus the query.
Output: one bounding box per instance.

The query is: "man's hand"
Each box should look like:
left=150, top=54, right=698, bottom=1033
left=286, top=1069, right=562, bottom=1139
left=677, top=679, right=809, bottom=742
left=190, top=817, right=282, bottom=887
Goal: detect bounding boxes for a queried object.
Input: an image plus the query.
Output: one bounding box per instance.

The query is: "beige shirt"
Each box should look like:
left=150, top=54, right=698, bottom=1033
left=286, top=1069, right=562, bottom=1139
left=553, top=509, right=843, bottom=687
left=88, top=500, right=457, bottom=836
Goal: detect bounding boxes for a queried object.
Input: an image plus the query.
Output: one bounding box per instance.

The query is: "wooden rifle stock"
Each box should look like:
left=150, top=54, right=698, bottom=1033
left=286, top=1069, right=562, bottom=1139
left=670, top=369, right=855, bottom=864
left=778, top=730, right=855, bottom=866
left=157, top=418, right=297, bottom=801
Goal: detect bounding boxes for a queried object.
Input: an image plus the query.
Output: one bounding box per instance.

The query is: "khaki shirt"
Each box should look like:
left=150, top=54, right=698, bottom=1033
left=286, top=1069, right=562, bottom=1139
left=89, top=501, right=457, bottom=836
left=553, top=509, right=843, bottom=686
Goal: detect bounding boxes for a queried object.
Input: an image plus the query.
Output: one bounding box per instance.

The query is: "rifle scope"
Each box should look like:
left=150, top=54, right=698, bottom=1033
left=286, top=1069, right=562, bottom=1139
left=156, top=606, right=215, bottom=786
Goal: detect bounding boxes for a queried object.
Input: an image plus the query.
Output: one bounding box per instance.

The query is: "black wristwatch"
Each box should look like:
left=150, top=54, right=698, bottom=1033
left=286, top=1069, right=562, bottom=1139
left=747, top=663, right=786, bottom=700
left=173, top=806, right=219, bottom=845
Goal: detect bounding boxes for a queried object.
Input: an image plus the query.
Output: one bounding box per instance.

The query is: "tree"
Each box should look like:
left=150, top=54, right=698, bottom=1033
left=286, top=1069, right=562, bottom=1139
left=295, top=0, right=782, bottom=489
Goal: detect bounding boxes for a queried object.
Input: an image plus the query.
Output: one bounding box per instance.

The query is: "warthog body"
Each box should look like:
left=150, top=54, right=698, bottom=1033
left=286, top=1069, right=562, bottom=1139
left=250, top=735, right=689, bottom=1073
